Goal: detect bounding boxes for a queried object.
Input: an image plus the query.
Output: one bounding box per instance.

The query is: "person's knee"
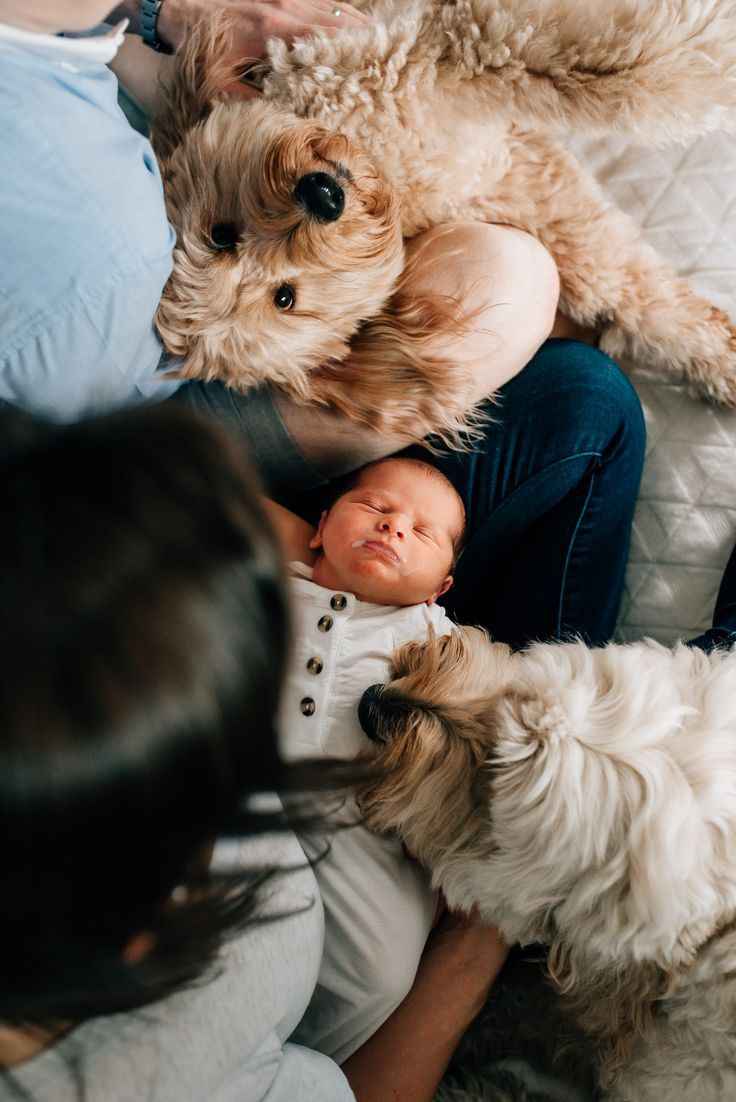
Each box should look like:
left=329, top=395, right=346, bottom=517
left=358, top=926, right=426, bottom=1017
left=528, top=341, right=645, bottom=451
left=342, top=885, right=432, bottom=1021
left=571, top=346, right=645, bottom=457
left=471, top=222, right=560, bottom=331
left=404, top=222, right=560, bottom=397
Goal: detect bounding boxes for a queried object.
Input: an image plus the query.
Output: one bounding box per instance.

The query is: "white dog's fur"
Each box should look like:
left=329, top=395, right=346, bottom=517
left=357, top=628, right=736, bottom=1099
left=153, top=0, right=736, bottom=442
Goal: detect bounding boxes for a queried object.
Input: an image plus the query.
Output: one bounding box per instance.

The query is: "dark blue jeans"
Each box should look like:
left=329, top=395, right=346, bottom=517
left=285, top=339, right=646, bottom=648
left=687, top=538, right=736, bottom=652
left=403, top=339, right=646, bottom=647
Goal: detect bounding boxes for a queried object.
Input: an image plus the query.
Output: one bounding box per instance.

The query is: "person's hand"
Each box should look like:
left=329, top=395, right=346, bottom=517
left=158, top=0, right=370, bottom=99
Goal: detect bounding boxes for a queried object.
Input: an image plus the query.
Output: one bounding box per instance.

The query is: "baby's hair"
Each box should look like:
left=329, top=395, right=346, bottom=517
left=331, top=456, right=466, bottom=564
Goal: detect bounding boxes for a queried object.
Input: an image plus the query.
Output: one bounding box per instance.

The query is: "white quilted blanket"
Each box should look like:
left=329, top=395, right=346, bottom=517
left=568, top=131, right=736, bottom=644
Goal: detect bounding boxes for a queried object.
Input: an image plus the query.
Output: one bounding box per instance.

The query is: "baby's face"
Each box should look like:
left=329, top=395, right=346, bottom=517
left=310, top=461, right=464, bottom=606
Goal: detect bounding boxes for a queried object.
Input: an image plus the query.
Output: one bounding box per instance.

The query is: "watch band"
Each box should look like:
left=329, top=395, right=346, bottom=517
left=140, top=0, right=172, bottom=53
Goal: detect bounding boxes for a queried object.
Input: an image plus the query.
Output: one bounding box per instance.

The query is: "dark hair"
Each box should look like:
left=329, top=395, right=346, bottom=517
left=0, top=403, right=297, bottom=1029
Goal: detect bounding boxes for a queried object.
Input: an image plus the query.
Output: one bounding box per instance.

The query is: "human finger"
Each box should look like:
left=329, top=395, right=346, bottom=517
left=241, top=0, right=368, bottom=50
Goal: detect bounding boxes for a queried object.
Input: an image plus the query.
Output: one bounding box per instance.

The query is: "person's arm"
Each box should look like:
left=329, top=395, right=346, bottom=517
left=342, top=908, right=509, bottom=1102
left=273, top=222, right=561, bottom=477
left=109, top=33, right=173, bottom=116
left=262, top=498, right=317, bottom=564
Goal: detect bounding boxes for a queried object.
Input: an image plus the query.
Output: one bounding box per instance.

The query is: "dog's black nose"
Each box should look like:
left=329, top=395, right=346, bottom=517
left=358, top=684, right=386, bottom=744
left=294, top=172, right=345, bottom=223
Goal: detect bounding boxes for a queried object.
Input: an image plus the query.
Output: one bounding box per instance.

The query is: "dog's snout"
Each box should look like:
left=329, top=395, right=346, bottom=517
left=358, top=684, right=386, bottom=744
left=294, top=172, right=345, bottom=223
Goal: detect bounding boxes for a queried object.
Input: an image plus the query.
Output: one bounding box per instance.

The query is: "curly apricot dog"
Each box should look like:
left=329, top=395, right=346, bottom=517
left=152, top=0, right=736, bottom=442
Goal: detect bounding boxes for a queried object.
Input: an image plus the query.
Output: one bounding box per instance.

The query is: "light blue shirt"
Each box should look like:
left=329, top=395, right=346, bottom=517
left=0, top=24, right=181, bottom=422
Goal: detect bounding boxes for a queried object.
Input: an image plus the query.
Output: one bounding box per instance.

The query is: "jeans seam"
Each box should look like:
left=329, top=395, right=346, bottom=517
left=522, top=450, right=603, bottom=482
left=467, top=449, right=605, bottom=538
left=556, top=459, right=601, bottom=637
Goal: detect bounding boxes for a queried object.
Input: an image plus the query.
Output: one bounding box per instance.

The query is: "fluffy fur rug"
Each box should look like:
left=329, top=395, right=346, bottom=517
left=151, top=0, right=736, bottom=443
left=435, top=950, right=600, bottom=1102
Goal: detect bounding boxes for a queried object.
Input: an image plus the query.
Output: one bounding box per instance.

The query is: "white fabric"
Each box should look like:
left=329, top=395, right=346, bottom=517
left=6, top=832, right=355, bottom=1102
left=279, top=561, right=455, bottom=761
left=280, top=565, right=454, bottom=1062
left=567, top=131, right=736, bottom=644
left=0, top=20, right=127, bottom=66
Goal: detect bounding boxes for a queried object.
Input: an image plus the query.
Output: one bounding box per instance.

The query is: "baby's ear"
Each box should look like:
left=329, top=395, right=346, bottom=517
left=308, top=511, right=329, bottom=551
left=426, top=574, right=453, bottom=605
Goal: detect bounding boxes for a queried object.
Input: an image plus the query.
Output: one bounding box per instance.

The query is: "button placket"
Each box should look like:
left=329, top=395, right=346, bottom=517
left=297, top=589, right=352, bottom=732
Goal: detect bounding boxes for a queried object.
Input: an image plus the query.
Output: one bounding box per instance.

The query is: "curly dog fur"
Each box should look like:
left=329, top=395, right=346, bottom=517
left=152, top=0, right=736, bottom=442
left=355, top=628, right=736, bottom=1099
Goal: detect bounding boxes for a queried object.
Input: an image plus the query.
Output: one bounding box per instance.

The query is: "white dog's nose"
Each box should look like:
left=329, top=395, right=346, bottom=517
left=294, top=172, right=345, bottom=223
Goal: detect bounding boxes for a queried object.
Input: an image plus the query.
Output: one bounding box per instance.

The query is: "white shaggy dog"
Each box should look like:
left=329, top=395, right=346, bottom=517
left=356, top=628, right=736, bottom=1100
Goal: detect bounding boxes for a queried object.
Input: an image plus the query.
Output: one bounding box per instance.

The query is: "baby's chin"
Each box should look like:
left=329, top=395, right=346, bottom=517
left=343, top=555, right=408, bottom=599
left=343, top=571, right=404, bottom=605
left=348, top=568, right=432, bottom=607
left=316, top=550, right=436, bottom=605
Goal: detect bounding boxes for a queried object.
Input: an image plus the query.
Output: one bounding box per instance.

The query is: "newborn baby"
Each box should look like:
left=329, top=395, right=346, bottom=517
left=267, top=457, right=464, bottom=1062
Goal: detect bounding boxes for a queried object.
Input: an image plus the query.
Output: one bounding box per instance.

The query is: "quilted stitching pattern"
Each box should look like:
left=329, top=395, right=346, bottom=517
left=567, top=132, right=736, bottom=643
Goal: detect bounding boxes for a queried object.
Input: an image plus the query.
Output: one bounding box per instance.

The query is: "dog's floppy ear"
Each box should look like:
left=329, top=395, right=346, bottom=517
left=309, top=287, right=487, bottom=448
left=389, top=626, right=512, bottom=703
left=150, top=15, right=252, bottom=161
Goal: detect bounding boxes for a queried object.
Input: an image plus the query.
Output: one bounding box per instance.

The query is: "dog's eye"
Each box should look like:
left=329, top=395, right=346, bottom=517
left=274, top=284, right=296, bottom=311
left=210, top=223, right=239, bottom=251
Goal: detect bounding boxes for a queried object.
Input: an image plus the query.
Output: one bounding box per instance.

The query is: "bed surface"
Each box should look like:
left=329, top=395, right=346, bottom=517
left=568, top=130, right=736, bottom=644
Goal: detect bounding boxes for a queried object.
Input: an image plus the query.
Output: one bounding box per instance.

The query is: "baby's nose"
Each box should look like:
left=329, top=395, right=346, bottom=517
left=380, top=516, right=404, bottom=537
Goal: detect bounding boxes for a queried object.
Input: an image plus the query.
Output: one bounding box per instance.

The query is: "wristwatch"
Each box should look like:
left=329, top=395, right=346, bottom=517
left=140, top=0, right=172, bottom=53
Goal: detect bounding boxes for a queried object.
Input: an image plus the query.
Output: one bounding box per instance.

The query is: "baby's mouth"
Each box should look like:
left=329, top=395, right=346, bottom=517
left=353, top=539, right=400, bottom=565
